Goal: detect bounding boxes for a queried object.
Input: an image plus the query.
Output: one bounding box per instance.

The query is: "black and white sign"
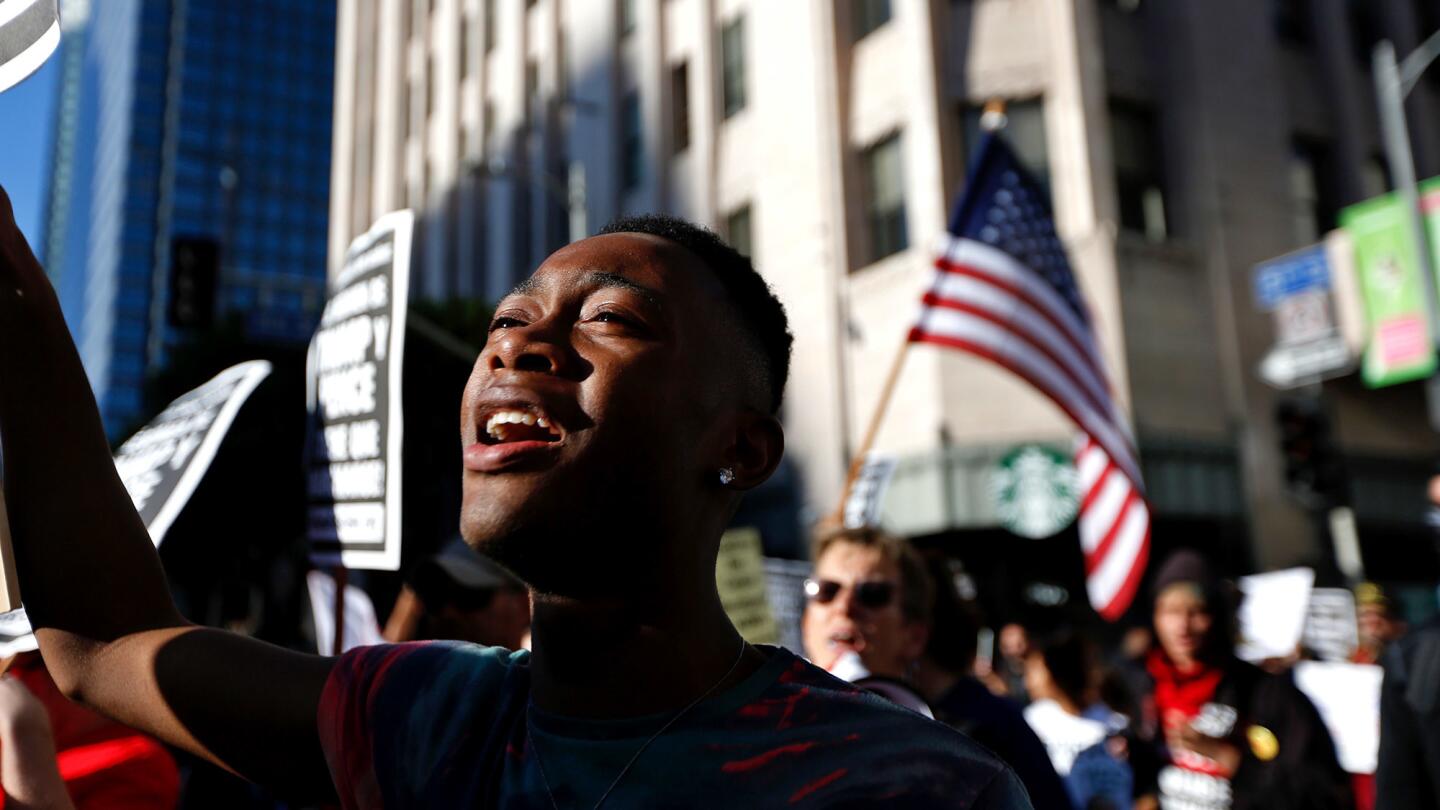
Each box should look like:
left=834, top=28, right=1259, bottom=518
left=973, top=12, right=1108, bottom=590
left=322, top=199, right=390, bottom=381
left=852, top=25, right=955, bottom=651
left=1303, top=587, right=1359, bottom=663
left=115, top=360, right=273, bottom=546
left=843, top=454, right=897, bottom=529
left=0, top=360, right=272, bottom=643
left=0, top=0, right=59, bottom=94
left=306, top=210, right=412, bottom=571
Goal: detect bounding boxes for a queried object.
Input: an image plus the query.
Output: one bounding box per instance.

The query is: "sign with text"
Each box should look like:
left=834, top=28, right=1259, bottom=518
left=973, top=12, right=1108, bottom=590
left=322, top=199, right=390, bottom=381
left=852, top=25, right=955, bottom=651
left=1, top=360, right=271, bottom=640
left=1303, top=587, right=1359, bottom=663
left=842, top=454, right=897, bottom=529
left=115, top=360, right=273, bottom=546
left=1252, top=246, right=1353, bottom=389
left=716, top=528, right=779, bottom=645
left=306, top=210, right=413, bottom=571
left=1341, top=191, right=1436, bottom=387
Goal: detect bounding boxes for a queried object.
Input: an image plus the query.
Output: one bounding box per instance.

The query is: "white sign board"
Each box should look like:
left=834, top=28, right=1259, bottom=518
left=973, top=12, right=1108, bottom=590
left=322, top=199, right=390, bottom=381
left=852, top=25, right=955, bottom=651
left=1303, top=587, right=1359, bottom=662
left=1237, top=567, right=1315, bottom=662
left=1294, top=661, right=1382, bottom=774
left=0, top=0, right=59, bottom=93
left=306, top=210, right=413, bottom=571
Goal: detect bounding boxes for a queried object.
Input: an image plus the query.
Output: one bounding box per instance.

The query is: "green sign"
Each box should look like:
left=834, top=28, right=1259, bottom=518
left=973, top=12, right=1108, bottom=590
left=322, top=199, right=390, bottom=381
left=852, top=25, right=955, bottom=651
left=989, top=445, right=1080, bottom=539
left=1341, top=191, right=1436, bottom=387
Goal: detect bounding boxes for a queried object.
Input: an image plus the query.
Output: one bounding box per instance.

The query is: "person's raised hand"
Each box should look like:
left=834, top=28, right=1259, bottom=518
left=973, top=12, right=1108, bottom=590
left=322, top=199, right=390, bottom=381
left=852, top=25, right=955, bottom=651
left=0, top=677, right=74, bottom=810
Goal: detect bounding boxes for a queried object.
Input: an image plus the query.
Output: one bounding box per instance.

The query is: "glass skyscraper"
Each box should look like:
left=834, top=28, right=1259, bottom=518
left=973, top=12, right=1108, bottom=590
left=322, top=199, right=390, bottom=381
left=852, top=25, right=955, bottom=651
left=49, top=0, right=336, bottom=436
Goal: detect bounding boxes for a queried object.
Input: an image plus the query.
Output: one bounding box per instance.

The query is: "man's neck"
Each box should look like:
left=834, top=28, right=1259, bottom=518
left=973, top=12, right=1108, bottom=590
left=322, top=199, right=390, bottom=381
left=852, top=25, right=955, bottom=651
left=526, top=589, right=763, bottom=719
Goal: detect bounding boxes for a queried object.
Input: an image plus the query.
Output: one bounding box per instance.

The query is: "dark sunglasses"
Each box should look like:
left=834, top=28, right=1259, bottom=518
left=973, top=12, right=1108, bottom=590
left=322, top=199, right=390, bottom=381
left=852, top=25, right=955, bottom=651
left=804, top=578, right=898, bottom=609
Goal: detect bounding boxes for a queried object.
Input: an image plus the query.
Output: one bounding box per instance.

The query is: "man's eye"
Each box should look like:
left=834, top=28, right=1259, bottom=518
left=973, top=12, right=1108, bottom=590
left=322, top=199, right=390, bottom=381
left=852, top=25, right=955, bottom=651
left=591, top=311, right=636, bottom=326
left=489, top=316, right=526, bottom=331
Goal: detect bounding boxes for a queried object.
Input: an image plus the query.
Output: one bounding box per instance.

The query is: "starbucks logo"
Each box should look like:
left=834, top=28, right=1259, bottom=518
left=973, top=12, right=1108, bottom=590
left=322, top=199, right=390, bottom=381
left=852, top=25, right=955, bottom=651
left=990, top=445, right=1080, bottom=539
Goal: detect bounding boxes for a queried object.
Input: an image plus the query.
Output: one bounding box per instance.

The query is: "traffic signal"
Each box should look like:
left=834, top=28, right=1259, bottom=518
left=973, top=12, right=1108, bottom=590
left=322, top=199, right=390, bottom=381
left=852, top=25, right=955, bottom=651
left=1275, top=398, right=1345, bottom=505
left=168, top=237, right=219, bottom=329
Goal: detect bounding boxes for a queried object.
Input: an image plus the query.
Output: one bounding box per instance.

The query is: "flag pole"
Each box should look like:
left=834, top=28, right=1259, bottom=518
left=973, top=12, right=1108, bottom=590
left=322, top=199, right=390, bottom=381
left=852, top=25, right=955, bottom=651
left=834, top=337, right=911, bottom=521
left=832, top=99, right=1009, bottom=523
left=332, top=566, right=347, bottom=656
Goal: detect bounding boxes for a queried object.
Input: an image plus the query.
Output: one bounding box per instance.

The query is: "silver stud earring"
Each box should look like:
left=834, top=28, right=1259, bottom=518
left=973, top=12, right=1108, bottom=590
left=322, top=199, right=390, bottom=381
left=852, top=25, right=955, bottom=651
left=718, top=467, right=736, bottom=486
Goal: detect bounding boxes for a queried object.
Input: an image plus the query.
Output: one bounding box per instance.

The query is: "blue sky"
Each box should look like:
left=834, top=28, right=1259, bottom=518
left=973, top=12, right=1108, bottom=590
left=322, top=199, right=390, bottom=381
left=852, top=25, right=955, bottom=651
left=0, top=56, right=60, bottom=248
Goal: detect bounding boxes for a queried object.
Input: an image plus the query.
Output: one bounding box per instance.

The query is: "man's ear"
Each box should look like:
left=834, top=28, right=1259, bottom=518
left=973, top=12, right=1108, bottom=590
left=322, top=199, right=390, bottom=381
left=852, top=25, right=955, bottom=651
left=723, top=411, right=784, bottom=491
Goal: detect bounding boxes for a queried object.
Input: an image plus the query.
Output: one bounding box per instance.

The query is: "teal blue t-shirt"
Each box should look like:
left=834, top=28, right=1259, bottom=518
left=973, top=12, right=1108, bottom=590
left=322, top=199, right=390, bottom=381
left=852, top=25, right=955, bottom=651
left=318, top=641, right=1031, bottom=808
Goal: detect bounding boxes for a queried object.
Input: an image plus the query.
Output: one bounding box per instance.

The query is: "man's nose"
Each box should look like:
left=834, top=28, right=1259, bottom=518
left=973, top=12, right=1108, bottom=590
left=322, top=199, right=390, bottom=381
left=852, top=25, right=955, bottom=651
left=486, top=325, right=567, bottom=375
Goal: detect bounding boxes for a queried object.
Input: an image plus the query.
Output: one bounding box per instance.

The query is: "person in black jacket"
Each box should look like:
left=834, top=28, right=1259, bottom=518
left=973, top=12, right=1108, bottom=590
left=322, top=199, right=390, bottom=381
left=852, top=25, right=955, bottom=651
left=1137, top=550, right=1351, bottom=810
left=1376, top=616, right=1440, bottom=807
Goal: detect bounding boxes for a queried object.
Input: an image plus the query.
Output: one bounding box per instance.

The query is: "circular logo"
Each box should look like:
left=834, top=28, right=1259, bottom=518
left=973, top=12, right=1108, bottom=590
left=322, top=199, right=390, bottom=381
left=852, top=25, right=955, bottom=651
left=989, top=445, right=1080, bottom=539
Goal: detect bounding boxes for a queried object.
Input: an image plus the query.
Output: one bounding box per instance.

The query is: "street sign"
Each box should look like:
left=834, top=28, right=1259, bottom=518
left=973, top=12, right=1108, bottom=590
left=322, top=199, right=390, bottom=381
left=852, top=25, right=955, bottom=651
left=306, top=210, right=413, bottom=571
left=989, top=444, right=1080, bottom=539
left=0, top=0, right=59, bottom=94
left=1252, top=246, right=1354, bottom=389
left=1342, top=192, right=1437, bottom=387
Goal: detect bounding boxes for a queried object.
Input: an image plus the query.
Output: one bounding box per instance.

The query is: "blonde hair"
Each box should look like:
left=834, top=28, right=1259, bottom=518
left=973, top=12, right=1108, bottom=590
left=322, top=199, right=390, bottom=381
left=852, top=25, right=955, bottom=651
left=812, top=526, right=934, bottom=624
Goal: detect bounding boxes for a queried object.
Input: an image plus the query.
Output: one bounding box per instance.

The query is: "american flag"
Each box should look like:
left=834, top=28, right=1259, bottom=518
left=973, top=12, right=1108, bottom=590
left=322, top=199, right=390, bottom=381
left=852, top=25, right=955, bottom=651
left=908, top=133, right=1150, bottom=621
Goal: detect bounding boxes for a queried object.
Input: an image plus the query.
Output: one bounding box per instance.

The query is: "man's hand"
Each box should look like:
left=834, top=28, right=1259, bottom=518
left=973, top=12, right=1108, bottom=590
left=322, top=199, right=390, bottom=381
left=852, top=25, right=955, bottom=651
left=0, top=678, right=74, bottom=810
left=0, top=183, right=338, bottom=799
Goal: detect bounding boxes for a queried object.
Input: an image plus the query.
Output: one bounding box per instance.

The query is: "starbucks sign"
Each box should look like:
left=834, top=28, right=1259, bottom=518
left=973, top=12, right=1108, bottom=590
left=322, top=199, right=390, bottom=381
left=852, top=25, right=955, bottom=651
left=990, top=445, right=1080, bottom=539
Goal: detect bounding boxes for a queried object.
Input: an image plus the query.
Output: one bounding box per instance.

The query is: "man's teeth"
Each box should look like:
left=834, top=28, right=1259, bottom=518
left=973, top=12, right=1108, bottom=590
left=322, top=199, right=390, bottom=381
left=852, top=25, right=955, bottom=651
left=484, top=409, right=559, bottom=441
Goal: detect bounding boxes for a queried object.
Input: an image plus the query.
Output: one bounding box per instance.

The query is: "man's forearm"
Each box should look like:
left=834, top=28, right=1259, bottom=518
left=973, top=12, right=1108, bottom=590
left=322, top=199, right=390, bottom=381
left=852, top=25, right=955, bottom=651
left=0, top=192, right=182, bottom=659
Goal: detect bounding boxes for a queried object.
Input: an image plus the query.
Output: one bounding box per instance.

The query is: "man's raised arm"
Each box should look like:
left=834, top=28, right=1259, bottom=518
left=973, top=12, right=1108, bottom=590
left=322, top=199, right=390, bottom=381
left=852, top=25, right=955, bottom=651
left=0, top=184, right=337, bottom=799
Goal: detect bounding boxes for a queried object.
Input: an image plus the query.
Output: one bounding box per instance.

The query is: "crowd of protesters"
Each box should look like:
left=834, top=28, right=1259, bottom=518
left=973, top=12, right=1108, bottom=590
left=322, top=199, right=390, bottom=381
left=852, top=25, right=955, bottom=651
left=796, top=525, right=1437, bottom=810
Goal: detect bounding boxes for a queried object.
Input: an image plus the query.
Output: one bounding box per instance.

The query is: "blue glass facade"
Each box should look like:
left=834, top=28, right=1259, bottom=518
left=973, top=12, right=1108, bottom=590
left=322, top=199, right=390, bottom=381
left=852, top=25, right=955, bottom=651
left=51, top=0, right=335, bottom=436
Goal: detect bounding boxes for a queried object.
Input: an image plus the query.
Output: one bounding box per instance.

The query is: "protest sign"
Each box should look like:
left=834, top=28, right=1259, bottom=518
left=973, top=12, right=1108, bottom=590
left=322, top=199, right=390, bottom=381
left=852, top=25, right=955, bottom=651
left=716, top=527, right=779, bottom=645
left=1236, top=567, right=1314, bottom=662
left=1294, top=661, right=1382, bottom=774
left=842, top=454, right=897, bottom=529
left=306, top=210, right=413, bottom=571
left=0, top=361, right=272, bottom=641
left=0, top=0, right=59, bottom=94
left=114, top=360, right=273, bottom=546
left=1303, top=587, right=1359, bottom=662
left=305, top=570, right=384, bottom=655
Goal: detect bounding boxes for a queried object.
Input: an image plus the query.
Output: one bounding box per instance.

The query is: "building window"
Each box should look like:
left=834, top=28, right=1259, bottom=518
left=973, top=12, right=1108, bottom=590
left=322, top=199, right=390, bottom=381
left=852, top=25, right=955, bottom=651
left=1290, top=138, right=1338, bottom=244
left=1109, top=101, right=1168, bottom=241
left=621, top=0, right=638, bottom=34
left=671, top=62, right=690, bottom=153
left=427, top=55, right=437, bottom=121
left=853, top=0, right=891, bottom=40
left=726, top=204, right=753, bottom=257
left=622, top=92, right=643, bottom=190
left=484, top=0, right=496, bottom=53
left=461, top=15, right=474, bottom=78
left=861, top=133, right=908, bottom=264
left=1272, top=0, right=1310, bottom=45
left=482, top=99, right=495, bottom=152
left=525, top=59, right=540, bottom=120
left=962, top=98, right=1050, bottom=202
left=721, top=16, right=746, bottom=119
left=1348, top=0, right=1383, bottom=65
left=1361, top=154, right=1391, bottom=199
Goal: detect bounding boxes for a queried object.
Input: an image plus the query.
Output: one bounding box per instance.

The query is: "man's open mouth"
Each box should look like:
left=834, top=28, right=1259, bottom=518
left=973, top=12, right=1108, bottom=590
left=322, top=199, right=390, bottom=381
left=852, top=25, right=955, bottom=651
left=479, top=407, right=563, bottom=445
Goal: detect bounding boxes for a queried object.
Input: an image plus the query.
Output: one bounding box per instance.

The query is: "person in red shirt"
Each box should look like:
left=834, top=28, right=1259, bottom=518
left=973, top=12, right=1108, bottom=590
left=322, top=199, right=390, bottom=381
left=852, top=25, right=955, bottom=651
left=1, top=653, right=178, bottom=809
left=1140, top=551, right=1350, bottom=810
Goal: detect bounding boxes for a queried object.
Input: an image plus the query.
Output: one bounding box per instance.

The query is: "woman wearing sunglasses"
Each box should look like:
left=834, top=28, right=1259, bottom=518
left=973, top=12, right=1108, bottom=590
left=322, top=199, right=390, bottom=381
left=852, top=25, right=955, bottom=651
left=801, top=527, right=934, bottom=692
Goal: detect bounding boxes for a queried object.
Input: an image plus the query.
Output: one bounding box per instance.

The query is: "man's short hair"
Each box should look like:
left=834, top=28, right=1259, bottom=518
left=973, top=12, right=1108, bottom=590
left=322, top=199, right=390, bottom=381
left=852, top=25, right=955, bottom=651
left=597, top=214, right=792, bottom=413
left=811, top=526, right=934, bottom=625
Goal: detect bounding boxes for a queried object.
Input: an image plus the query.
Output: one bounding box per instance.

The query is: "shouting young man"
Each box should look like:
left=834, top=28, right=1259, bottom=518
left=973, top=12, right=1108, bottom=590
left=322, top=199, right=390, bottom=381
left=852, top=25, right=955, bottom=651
left=0, top=185, right=1028, bottom=808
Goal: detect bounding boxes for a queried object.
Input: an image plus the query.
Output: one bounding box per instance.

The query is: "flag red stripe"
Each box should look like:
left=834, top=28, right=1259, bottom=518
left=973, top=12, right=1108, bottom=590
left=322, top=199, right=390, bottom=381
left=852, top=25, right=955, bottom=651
left=1079, top=458, right=1118, bottom=516
left=921, top=291, right=1113, bottom=421
left=1095, top=528, right=1150, bottom=621
left=935, top=257, right=1110, bottom=396
left=1084, top=490, right=1138, bottom=575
